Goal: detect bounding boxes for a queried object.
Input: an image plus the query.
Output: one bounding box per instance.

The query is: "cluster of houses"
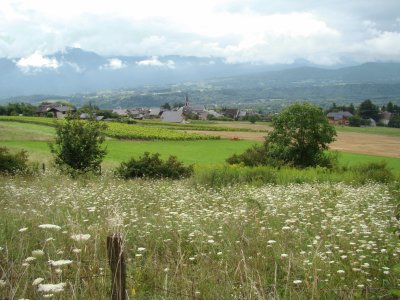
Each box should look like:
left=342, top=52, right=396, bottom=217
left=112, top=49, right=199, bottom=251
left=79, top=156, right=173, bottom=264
left=326, top=110, right=393, bottom=126
left=35, top=97, right=249, bottom=123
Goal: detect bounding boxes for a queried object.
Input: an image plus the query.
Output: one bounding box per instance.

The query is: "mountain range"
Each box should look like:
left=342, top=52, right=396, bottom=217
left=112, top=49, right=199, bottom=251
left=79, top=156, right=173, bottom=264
left=1, top=48, right=400, bottom=109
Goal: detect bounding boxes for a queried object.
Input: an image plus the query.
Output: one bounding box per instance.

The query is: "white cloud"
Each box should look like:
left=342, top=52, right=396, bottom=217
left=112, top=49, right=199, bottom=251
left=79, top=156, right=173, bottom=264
left=15, top=52, right=60, bottom=72
left=101, top=58, right=127, bottom=70
left=0, top=0, right=399, bottom=65
left=136, top=57, right=175, bottom=69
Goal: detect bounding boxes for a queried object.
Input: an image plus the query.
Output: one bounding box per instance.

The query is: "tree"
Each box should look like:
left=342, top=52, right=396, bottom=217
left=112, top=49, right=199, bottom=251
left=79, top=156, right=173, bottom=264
left=359, top=99, right=379, bottom=121
left=266, top=103, right=337, bottom=167
left=50, top=117, right=107, bottom=174
left=161, top=102, right=171, bottom=110
left=228, top=103, right=337, bottom=168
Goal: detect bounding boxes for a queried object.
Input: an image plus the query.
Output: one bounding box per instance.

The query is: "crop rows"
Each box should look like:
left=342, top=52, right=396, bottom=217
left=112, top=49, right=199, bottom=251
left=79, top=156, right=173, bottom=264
left=0, top=116, right=219, bottom=140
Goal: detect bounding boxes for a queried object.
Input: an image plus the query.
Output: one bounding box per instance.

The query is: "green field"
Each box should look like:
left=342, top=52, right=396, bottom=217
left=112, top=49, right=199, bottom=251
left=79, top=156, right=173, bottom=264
left=1, top=120, right=399, bottom=173
left=335, top=125, right=400, bottom=137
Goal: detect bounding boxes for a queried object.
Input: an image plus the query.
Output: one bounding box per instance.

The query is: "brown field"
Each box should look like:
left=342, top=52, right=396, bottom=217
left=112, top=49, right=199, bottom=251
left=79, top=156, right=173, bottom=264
left=188, top=130, right=400, bottom=158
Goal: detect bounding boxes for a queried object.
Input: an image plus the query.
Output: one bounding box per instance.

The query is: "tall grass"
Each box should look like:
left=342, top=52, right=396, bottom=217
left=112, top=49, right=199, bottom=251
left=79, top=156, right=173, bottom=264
left=0, top=172, right=399, bottom=299
left=192, top=162, right=397, bottom=187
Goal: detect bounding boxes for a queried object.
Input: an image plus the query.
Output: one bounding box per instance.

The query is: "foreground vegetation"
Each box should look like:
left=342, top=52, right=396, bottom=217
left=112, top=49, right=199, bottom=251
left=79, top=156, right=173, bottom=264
left=1, top=173, right=399, bottom=299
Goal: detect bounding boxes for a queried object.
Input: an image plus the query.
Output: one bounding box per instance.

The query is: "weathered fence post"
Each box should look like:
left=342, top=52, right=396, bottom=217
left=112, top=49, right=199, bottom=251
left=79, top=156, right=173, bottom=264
left=107, top=233, right=126, bottom=300
left=42, top=163, right=45, bottom=173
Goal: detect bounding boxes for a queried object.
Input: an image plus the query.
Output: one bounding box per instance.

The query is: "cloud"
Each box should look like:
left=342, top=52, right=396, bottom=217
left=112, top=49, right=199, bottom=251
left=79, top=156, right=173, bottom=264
left=100, top=58, right=127, bottom=70
left=136, top=57, right=175, bottom=69
left=15, top=52, right=60, bottom=72
left=1, top=0, right=400, bottom=65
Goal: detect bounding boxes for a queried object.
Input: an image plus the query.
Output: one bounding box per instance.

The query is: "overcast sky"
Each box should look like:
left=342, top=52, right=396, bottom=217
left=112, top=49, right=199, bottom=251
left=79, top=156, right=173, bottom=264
left=1, top=0, right=399, bottom=65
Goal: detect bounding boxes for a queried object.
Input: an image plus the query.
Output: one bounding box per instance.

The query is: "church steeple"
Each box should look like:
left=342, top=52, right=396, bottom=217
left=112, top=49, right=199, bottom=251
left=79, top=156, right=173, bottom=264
left=184, top=94, right=189, bottom=107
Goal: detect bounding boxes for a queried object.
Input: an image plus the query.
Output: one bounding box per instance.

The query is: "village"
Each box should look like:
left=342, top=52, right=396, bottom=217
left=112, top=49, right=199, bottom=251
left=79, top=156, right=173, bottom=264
left=26, top=96, right=400, bottom=128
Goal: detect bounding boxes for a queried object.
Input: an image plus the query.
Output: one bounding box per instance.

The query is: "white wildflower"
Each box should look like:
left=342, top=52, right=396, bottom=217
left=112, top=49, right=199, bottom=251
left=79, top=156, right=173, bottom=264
left=70, top=234, right=91, bottom=242
left=48, top=260, right=72, bottom=267
left=137, top=247, right=146, bottom=252
left=38, top=224, right=61, bottom=230
left=38, top=282, right=66, bottom=293
left=293, top=280, right=302, bottom=284
left=267, top=240, right=276, bottom=245
left=0, top=279, right=6, bottom=287
left=19, top=227, right=28, bottom=232
left=25, top=257, right=36, bottom=262
left=32, top=250, right=45, bottom=257
left=32, top=278, right=44, bottom=286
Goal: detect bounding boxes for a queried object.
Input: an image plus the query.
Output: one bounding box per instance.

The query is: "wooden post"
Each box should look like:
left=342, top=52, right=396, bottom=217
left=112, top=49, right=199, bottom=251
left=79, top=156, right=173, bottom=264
left=42, top=163, right=45, bottom=173
left=107, top=234, right=126, bottom=300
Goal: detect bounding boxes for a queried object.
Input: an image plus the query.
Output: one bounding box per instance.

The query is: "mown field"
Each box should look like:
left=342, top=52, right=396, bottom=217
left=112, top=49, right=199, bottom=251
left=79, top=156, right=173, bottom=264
left=1, top=120, right=400, bottom=172
left=1, top=118, right=400, bottom=299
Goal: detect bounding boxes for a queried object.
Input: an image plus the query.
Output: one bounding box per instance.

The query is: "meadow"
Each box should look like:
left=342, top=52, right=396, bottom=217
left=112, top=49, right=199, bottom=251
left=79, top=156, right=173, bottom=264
left=1, top=118, right=400, bottom=299
left=1, top=173, right=399, bottom=299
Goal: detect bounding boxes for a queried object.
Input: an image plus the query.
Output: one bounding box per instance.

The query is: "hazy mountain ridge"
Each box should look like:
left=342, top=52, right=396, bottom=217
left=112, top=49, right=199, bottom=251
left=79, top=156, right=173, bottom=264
left=0, top=48, right=399, bottom=109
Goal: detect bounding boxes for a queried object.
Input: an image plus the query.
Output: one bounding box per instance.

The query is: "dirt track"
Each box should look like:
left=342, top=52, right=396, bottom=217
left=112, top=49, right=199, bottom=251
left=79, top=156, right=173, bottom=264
left=189, top=130, right=400, bottom=158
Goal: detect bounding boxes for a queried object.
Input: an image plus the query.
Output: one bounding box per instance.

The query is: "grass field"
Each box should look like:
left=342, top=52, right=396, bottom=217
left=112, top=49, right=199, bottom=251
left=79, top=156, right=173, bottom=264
left=1, top=120, right=400, bottom=299
left=1, top=121, right=399, bottom=173
left=1, top=174, right=399, bottom=299
left=335, top=125, right=400, bottom=137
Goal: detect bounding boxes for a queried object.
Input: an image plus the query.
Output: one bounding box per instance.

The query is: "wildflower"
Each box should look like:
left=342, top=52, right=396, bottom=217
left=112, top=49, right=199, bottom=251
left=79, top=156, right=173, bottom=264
left=48, top=260, right=73, bottom=267
left=72, top=248, right=81, bottom=253
left=217, top=252, right=223, bottom=255
left=33, top=278, right=44, bottom=286
left=137, top=247, right=146, bottom=252
left=70, top=234, right=91, bottom=242
left=19, top=227, right=28, bottom=232
left=357, top=284, right=364, bottom=288
left=280, top=253, right=288, bottom=258
left=337, top=270, right=345, bottom=274
left=293, top=280, right=302, bottom=284
left=207, top=239, right=215, bottom=244
left=38, top=224, right=61, bottom=230
left=267, top=240, right=276, bottom=245
left=38, top=282, right=66, bottom=293
left=0, top=279, right=6, bottom=287
left=32, top=250, right=45, bottom=257
left=25, top=257, right=36, bottom=262
left=189, top=257, right=195, bottom=261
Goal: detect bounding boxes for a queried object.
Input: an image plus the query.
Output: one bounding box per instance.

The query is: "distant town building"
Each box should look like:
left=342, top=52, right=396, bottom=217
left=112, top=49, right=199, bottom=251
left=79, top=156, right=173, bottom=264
left=161, top=107, right=185, bottom=123
left=326, top=111, right=353, bottom=125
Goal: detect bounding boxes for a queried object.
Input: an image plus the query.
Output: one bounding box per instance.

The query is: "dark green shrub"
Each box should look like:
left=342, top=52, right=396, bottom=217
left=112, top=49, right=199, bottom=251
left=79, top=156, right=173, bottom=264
left=116, top=152, right=193, bottom=179
left=352, top=162, right=394, bottom=184
left=49, top=118, right=107, bottom=175
left=226, top=144, right=271, bottom=166
left=0, top=147, right=32, bottom=175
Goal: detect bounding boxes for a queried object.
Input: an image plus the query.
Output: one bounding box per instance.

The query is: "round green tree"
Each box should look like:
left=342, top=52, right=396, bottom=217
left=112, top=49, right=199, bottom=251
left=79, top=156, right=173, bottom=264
left=267, top=103, right=337, bottom=168
left=50, top=117, right=107, bottom=174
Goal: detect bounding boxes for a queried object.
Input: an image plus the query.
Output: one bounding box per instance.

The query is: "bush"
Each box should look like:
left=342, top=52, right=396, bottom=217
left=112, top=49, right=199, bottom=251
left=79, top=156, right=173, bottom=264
left=351, top=162, right=394, bottom=184
left=0, top=147, right=33, bottom=175
left=49, top=118, right=107, bottom=175
left=116, top=152, right=193, bottom=179
left=226, top=144, right=270, bottom=166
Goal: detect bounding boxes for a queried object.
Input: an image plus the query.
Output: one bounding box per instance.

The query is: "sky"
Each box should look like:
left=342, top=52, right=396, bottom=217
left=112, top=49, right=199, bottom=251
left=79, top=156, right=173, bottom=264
left=1, top=0, right=400, bottom=65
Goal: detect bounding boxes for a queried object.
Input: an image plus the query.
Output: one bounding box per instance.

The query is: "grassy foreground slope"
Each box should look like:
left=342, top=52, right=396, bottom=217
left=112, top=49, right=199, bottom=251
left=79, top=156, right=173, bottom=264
left=1, top=174, right=398, bottom=299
